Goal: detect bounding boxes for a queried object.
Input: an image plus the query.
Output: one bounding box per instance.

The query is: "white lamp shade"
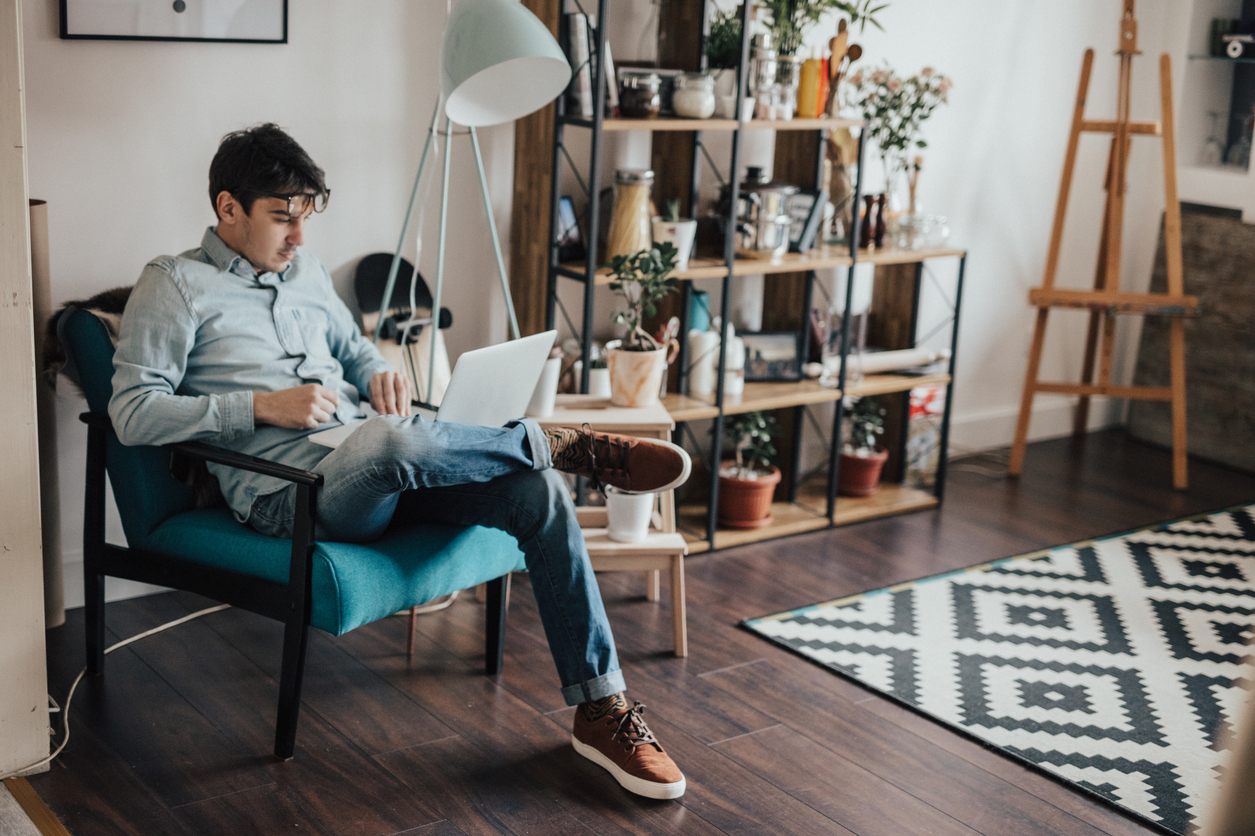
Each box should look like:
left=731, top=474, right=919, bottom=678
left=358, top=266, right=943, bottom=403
left=441, top=0, right=572, bottom=127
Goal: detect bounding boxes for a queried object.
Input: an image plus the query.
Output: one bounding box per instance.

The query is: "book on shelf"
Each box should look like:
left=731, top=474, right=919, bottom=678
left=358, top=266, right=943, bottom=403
left=563, top=13, right=593, bottom=118
left=562, top=12, right=617, bottom=118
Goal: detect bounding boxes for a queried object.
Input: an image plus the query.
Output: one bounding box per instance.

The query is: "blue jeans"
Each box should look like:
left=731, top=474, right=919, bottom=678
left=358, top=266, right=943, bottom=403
left=250, top=415, right=625, bottom=706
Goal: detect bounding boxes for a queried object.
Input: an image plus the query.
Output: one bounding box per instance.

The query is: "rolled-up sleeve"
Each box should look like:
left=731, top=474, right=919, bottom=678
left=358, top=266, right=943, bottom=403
left=109, top=262, right=255, bottom=446
left=321, top=265, right=393, bottom=394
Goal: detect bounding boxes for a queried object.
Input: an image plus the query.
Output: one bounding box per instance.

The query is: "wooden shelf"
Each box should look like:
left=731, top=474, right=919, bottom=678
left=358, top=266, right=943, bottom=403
left=661, top=392, right=720, bottom=422
left=848, top=372, right=951, bottom=398
left=679, top=481, right=938, bottom=552
left=565, top=245, right=966, bottom=285
left=662, top=374, right=952, bottom=423
left=565, top=116, right=862, bottom=132
left=722, top=380, right=844, bottom=414
left=832, top=484, right=938, bottom=526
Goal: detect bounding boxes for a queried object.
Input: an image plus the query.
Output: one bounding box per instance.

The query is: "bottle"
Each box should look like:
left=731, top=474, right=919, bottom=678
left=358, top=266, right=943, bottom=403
left=797, top=50, right=822, bottom=118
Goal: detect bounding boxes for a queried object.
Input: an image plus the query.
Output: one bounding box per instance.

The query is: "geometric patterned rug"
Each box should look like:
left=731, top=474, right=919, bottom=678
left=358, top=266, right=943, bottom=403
left=742, top=505, right=1255, bottom=835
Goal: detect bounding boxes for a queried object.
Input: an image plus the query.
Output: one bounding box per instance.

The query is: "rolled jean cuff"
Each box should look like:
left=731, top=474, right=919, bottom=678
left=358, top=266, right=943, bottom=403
left=515, top=417, right=552, bottom=471
left=561, top=669, right=627, bottom=707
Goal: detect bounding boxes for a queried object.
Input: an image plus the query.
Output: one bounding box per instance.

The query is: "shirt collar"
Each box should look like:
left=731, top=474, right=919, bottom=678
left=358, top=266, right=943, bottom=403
left=201, top=226, right=294, bottom=281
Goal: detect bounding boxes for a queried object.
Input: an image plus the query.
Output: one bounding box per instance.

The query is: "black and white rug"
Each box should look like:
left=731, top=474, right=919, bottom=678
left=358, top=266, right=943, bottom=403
left=743, top=505, right=1255, bottom=835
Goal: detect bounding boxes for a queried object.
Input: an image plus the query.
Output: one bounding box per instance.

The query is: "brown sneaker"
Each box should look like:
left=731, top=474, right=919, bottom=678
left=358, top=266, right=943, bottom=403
left=550, top=424, right=691, bottom=494
left=572, top=701, right=686, bottom=799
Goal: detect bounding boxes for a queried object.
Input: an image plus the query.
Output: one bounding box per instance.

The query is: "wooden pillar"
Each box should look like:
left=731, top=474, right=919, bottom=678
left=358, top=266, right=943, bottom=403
left=509, top=0, right=561, bottom=337
left=0, top=0, right=51, bottom=777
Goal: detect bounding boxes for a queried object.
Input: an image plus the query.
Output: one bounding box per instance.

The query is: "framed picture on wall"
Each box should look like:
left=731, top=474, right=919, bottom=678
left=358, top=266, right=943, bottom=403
left=742, top=331, right=804, bottom=382
left=60, top=0, right=288, bottom=43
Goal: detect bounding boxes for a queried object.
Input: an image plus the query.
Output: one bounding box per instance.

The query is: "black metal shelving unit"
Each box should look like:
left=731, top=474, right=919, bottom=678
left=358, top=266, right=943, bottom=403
left=544, top=0, right=967, bottom=552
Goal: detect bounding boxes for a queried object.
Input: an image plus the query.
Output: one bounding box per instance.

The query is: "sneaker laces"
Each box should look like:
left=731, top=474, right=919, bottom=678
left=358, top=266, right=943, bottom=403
left=582, top=423, right=629, bottom=493
left=612, top=701, right=661, bottom=752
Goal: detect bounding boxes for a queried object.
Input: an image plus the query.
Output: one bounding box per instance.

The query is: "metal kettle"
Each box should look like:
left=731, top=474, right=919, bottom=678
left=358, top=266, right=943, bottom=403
left=719, top=167, right=797, bottom=258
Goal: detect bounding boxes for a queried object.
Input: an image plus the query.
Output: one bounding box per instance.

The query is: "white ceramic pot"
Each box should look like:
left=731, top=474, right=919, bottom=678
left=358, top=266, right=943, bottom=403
left=606, top=346, right=667, bottom=407
left=605, top=487, right=655, bottom=543
left=652, top=218, right=698, bottom=271
left=588, top=366, right=611, bottom=398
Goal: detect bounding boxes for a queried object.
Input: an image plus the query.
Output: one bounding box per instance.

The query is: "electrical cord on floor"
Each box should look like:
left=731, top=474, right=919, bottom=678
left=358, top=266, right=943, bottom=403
left=0, top=603, right=231, bottom=781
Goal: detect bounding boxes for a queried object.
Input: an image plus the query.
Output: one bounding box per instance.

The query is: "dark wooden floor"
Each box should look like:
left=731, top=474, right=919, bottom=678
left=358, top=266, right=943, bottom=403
left=30, top=430, right=1255, bottom=836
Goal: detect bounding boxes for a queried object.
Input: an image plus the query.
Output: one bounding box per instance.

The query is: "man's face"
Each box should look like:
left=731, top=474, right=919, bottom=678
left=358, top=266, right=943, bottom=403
left=215, top=193, right=311, bottom=275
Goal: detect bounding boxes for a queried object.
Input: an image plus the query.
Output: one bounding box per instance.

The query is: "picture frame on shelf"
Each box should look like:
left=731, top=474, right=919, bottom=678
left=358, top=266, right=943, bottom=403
left=742, top=331, right=804, bottom=381
left=557, top=196, right=586, bottom=262
left=60, top=0, right=287, bottom=42
left=786, top=191, right=827, bottom=253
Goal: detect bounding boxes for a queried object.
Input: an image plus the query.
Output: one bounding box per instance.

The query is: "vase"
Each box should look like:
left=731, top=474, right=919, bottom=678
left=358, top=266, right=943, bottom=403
left=651, top=218, right=698, bottom=270
left=717, top=465, right=781, bottom=529
left=607, top=346, right=667, bottom=407
left=837, top=448, right=889, bottom=496
left=605, top=486, right=655, bottom=543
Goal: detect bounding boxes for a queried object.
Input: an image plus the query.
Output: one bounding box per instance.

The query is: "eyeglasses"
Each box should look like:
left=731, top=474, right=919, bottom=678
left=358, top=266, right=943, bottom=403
left=243, top=190, right=331, bottom=218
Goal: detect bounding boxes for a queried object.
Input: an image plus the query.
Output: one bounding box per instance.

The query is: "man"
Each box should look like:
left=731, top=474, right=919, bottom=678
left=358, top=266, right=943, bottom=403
left=109, top=123, right=689, bottom=800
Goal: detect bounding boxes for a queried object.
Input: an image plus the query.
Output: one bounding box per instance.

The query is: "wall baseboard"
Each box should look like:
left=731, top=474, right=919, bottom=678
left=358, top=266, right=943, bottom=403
left=947, top=395, right=1123, bottom=456
left=60, top=556, right=168, bottom=611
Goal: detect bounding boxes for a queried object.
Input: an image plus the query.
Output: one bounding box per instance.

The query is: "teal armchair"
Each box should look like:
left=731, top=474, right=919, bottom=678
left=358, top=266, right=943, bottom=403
left=58, top=306, right=527, bottom=759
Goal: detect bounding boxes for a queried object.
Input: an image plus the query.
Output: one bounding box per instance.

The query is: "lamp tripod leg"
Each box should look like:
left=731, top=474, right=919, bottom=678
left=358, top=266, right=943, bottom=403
left=429, top=116, right=455, bottom=403
left=376, top=99, right=442, bottom=346
left=469, top=127, right=521, bottom=340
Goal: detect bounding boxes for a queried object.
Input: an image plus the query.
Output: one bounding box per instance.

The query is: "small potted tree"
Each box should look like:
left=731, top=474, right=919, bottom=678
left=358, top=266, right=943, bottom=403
left=838, top=396, right=888, bottom=496
left=606, top=242, right=679, bottom=407
left=717, top=411, right=782, bottom=529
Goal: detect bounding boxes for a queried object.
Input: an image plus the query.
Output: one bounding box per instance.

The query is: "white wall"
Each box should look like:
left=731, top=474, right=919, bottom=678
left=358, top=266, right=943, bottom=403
left=22, top=0, right=517, bottom=607
left=750, top=0, right=1180, bottom=452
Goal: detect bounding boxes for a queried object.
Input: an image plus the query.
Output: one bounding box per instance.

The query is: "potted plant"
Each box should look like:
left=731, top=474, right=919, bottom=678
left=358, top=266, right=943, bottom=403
left=705, top=6, right=742, bottom=112
left=842, top=63, right=952, bottom=215
left=760, top=0, right=886, bottom=58
left=838, top=396, right=887, bottom=496
left=717, top=411, right=782, bottom=529
left=652, top=199, right=698, bottom=271
left=605, top=242, right=679, bottom=407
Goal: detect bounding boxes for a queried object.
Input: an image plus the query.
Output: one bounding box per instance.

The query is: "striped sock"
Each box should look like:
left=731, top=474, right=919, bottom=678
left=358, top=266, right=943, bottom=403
left=581, top=692, right=629, bottom=721
left=544, top=426, right=587, bottom=471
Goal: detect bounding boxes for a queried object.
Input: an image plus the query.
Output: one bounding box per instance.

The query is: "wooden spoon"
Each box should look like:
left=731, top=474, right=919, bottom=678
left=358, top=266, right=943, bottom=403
left=828, top=31, right=849, bottom=81
left=825, top=43, right=863, bottom=116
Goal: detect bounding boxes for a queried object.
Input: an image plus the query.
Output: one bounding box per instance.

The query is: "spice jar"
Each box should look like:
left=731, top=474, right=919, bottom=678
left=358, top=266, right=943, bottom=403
left=673, top=72, right=716, bottom=119
left=606, top=169, right=654, bottom=261
left=619, top=72, right=661, bottom=119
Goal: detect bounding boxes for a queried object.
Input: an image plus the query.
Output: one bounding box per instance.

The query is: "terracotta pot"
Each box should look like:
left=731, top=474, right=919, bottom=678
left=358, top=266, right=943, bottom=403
left=607, top=346, right=667, bottom=407
left=838, top=448, right=889, bottom=496
left=717, top=465, right=781, bottom=529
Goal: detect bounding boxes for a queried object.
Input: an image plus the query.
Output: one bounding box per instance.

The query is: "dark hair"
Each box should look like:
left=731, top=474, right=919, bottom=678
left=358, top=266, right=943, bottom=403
left=208, top=123, right=327, bottom=218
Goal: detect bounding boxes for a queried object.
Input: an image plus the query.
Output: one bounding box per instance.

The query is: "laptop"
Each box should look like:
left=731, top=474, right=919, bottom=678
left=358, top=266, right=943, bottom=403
left=309, top=329, right=557, bottom=448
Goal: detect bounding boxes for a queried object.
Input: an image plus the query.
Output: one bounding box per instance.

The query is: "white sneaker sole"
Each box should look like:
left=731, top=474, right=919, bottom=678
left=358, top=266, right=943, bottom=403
left=571, top=735, right=687, bottom=800
left=615, top=440, right=692, bottom=495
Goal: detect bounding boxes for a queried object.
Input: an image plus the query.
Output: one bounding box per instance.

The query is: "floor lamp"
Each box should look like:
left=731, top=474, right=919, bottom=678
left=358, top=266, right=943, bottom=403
left=375, top=0, right=571, bottom=402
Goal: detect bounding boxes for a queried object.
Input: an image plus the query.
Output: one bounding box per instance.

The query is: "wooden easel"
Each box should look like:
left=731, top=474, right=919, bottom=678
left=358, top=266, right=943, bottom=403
left=1009, top=0, right=1196, bottom=489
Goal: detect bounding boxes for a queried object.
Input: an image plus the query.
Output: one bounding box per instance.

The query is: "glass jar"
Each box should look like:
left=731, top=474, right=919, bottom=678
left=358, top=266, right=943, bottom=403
left=775, top=54, right=802, bottom=120
left=672, top=72, right=716, bottom=119
left=747, top=33, right=777, bottom=103
left=619, top=72, right=662, bottom=119
left=606, top=169, right=654, bottom=261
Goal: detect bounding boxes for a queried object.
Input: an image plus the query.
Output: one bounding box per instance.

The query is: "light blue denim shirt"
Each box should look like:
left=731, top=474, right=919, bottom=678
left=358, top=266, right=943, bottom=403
left=109, top=227, right=393, bottom=523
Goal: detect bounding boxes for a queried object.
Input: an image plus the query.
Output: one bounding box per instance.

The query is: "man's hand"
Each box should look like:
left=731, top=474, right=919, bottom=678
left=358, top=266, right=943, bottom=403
left=253, top=384, right=341, bottom=429
left=369, top=371, right=411, bottom=417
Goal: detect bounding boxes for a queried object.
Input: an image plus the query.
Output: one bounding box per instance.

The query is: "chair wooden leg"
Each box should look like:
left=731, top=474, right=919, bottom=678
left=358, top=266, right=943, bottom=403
left=274, top=615, right=310, bottom=761
left=84, top=568, right=106, bottom=676
left=406, top=606, right=417, bottom=657
left=670, top=555, right=688, bottom=658
left=484, top=574, right=510, bottom=675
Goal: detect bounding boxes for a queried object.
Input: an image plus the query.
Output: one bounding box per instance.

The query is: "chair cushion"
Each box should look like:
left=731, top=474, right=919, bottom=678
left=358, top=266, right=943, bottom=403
left=144, top=508, right=526, bottom=635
